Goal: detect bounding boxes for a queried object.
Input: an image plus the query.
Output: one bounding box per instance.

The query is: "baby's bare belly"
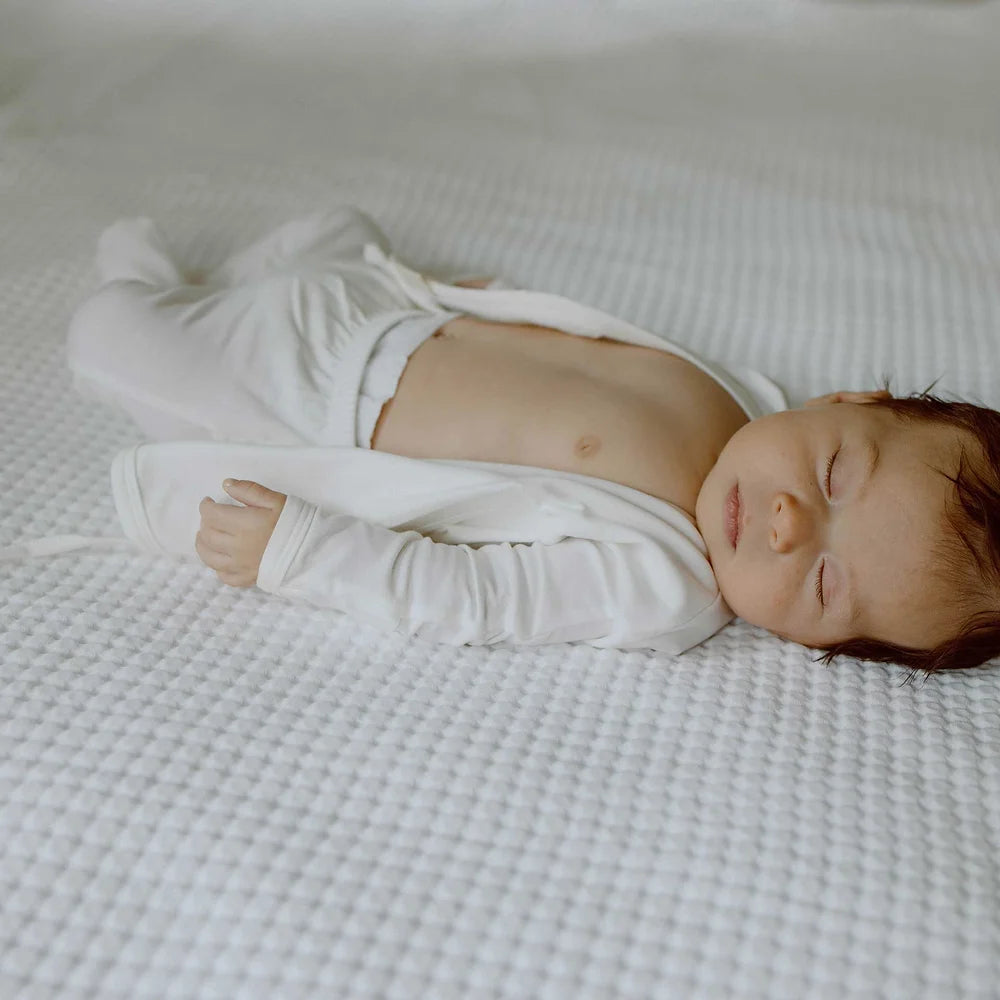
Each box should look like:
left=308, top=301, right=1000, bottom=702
left=370, top=316, right=749, bottom=516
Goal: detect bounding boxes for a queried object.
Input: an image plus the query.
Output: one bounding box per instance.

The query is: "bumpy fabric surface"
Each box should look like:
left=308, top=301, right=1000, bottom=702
left=2, top=2, right=999, bottom=998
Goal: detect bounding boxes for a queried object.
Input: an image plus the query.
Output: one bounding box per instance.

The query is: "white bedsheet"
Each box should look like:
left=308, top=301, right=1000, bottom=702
left=2, top=1, right=999, bottom=997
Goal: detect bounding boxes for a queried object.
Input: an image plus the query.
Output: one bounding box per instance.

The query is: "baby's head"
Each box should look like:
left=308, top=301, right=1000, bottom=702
left=695, top=386, right=1000, bottom=672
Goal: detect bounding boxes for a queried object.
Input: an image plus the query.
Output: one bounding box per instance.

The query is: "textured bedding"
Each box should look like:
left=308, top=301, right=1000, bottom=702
left=2, top=1, right=999, bottom=997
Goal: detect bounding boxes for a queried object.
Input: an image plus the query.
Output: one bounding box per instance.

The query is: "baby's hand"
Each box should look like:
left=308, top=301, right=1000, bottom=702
left=195, top=479, right=287, bottom=588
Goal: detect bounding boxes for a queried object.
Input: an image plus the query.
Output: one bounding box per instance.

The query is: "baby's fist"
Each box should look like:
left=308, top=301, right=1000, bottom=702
left=195, top=479, right=287, bottom=588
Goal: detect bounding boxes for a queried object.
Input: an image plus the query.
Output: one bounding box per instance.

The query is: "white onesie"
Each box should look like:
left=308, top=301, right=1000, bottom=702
left=59, top=208, right=786, bottom=654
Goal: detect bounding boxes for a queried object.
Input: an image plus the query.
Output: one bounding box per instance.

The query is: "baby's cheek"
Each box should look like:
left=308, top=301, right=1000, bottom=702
left=719, top=567, right=786, bottom=632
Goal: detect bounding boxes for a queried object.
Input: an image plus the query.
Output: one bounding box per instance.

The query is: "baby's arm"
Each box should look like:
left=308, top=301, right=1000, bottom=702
left=196, top=480, right=286, bottom=587
left=196, top=480, right=727, bottom=654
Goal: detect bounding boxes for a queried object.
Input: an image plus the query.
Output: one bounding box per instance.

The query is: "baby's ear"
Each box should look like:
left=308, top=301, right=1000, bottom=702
left=803, top=389, right=893, bottom=408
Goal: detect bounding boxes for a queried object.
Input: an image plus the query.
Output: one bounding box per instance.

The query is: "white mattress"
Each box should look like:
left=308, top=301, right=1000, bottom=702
left=2, top=1, right=999, bottom=997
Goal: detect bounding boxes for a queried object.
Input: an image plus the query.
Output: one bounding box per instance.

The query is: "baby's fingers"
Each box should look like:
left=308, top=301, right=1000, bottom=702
left=195, top=530, right=256, bottom=588
left=199, top=495, right=254, bottom=533
left=195, top=530, right=231, bottom=570
left=197, top=523, right=233, bottom=551
left=223, top=478, right=286, bottom=512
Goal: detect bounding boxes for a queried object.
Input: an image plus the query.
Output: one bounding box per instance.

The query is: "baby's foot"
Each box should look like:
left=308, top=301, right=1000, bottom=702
left=96, top=217, right=183, bottom=287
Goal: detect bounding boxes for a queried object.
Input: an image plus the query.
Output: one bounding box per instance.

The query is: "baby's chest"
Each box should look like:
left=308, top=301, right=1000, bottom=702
left=379, top=317, right=749, bottom=514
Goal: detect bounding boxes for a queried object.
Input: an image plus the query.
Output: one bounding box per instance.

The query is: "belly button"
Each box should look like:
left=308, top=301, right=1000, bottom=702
left=574, top=434, right=601, bottom=458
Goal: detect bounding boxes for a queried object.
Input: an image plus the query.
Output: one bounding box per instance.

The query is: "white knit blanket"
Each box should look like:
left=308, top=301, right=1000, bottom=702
left=2, top=2, right=998, bottom=997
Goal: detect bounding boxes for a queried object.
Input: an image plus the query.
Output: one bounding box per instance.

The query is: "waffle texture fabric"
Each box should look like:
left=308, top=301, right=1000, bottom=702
left=2, top=2, right=1000, bottom=998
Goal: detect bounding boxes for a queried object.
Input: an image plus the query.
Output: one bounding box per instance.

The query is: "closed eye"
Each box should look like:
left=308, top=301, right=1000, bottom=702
left=815, top=558, right=825, bottom=606
left=824, top=448, right=839, bottom=498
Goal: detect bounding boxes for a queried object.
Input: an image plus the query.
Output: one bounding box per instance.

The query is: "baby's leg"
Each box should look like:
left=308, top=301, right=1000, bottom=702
left=207, top=207, right=391, bottom=285
left=71, top=218, right=232, bottom=441
left=68, top=212, right=437, bottom=447
left=68, top=275, right=277, bottom=443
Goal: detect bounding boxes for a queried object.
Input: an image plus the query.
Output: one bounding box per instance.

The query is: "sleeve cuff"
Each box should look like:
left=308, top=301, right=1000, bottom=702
left=257, top=494, right=317, bottom=593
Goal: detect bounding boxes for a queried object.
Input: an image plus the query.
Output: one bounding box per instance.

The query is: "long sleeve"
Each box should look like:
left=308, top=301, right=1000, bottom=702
left=257, top=496, right=732, bottom=654
left=109, top=440, right=732, bottom=654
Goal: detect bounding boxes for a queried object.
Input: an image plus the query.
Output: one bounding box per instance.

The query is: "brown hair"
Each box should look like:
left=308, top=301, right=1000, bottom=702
left=816, top=381, right=1000, bottom=674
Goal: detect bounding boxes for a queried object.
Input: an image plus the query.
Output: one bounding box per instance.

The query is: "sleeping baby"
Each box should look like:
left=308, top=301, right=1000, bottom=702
left=66, top=209, right=1000, bottom=672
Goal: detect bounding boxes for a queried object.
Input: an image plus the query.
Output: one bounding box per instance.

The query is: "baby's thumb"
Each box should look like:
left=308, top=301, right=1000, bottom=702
left=222, top=478, right=281, bottom=509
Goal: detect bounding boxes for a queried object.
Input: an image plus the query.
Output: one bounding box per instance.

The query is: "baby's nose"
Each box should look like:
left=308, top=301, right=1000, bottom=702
left=768, top=492, right=811, bottom=553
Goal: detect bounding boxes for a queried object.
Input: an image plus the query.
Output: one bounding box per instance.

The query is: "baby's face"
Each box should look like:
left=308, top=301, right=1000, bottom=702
left=695, top=399, right=967, bottom=650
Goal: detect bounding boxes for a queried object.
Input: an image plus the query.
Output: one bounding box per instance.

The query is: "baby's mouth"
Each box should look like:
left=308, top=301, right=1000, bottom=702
left=725, top=483, right=742, bottom=549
